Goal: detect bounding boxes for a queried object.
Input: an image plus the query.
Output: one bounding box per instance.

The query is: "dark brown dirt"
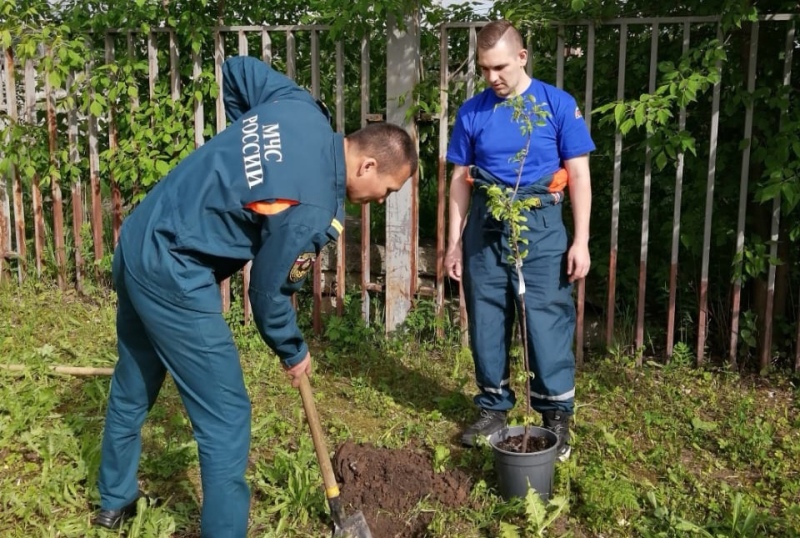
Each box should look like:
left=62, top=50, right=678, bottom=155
left=332, top=441, right=473, bottom=538
left=496, top=432, right=554, bottom=453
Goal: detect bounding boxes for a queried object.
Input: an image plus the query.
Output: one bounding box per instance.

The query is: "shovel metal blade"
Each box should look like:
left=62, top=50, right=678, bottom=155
left=332, top=510, right=373, bottom=538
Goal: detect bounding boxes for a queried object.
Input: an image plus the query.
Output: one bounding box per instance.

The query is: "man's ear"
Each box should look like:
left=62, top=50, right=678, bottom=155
left=518, top=48, right=528, bottom=66
left=359, top=157, right=378, bottom=176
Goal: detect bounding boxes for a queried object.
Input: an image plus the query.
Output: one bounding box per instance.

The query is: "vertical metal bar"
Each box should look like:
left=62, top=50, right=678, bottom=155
left=238, top=29, right=248, bottom=56
left=5, top=48, right=25, bottom=282
left=576, top=22, right=595, bottom=366
left=256, top=30, right=271, bottom=322
left=360, top=35, right=371, bottom=323
left=192, top=50, right=205, bottom=149
left=261, top=28, right=272, bottom=64
left=526, top=32, right=534, bottom=75
left=45, top=48, right=66, bottom=288
left=634, top=23, right=659, bottom=359
left=243, top=265, right=253, bottom=326
left=459, top=23, right=478, bottom=343
left=408, top=25, right=420, bottom=306
left=335, top=40, right=346, bottom=317
left=125, top=31, right=140, bottom=260
left=697, top=26, right=723, bottom=366
left=25, top=59, right=44, bottom=278
left=0, top=50, right=9, bottom=280
left=127, top=32, right=140, bottom=110
left=556, top=24, right=565, bottom=89
left=214, top=29, right=231, bottom=312
left=606, top=22, right=627, bottom=347
left=410, top=131, right=419, bottom=303
left=466, top=26, right=476, bottom=99
left=311, top=30, right=320, bottom=98
left=67, top=69, right=83, bottom=291
left=729, top=21, right=759, bottom=367
left=797, top=299, right=800, bottom=371
left=286, top=31, right=296, bottom=80
left=667, top=21, right=691, bottom=358
left=170, top=30, right=180, bottom=101
left=583, top=23, right=595, bottom=129
left=0, top=179, right=6, bottom=281
left=105, top=34, right=122, bottom=248
left=237, top=30, right=251, bottom=320
left=311, top=31, right=322, bottom=335
left=190, top=42, right=205, bottom=328
left=87, top=59, right=104, bottom=275
left=762, top=21, right=794, bottom=370
left=436, top=26, right=449, bottom=338
left=147, top=32, right=157, bottom=105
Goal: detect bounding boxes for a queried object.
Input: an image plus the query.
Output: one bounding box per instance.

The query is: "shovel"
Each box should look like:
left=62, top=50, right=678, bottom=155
left=297, top=373, right=373, bottom=538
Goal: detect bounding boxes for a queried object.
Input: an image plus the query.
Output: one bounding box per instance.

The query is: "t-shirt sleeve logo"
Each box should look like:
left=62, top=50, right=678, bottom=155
left=575, top=106, right=583, bottom=119
left=289, top=252, right=316, bottom=282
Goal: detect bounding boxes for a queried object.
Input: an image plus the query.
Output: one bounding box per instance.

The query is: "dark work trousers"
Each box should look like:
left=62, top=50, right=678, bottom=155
left=462, top=170, right=576, bottom=415
left=98, top=245, right=251, bottom=537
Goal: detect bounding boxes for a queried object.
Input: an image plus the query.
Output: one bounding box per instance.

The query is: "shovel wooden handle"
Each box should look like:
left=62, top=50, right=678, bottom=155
left=1, top=364, right=114, bottom=376
left=298, top=373, right=341, bottom=501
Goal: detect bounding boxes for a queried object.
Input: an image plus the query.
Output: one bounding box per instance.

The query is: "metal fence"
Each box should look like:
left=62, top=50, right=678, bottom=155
left=0, top=24, right=387, bottom=335
left=2, top=14, right=799, bottom=368
left=437, top=15, right=799, bottom=369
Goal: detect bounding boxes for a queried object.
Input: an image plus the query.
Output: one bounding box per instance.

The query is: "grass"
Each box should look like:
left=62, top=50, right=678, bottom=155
left=1, top=279, right=799, bottom=537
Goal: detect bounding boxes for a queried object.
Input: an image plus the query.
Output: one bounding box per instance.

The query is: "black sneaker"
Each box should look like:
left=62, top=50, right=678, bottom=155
left=542, top=410, right=572, bottom=461
left=461, top=408, right=507, bottom=447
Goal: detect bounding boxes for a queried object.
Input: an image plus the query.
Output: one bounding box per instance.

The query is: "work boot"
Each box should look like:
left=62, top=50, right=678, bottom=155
left=461, top=408, right=507, bottom=447
left=542, top=409, right=571, bottom=461
left=93, top=490, right=148, bottom=530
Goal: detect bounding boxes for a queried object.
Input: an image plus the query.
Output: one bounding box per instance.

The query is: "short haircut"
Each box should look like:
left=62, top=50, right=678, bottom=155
left=346, top=122, right=418, bottom=178
left=477, top=20, right=524, bottom=52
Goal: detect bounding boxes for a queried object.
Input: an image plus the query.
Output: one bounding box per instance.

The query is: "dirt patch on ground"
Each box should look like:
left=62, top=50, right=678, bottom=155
left=332, top=441, right=473, bottom=538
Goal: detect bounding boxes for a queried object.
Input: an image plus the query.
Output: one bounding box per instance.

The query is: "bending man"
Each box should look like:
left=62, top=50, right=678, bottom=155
left=94, top=56, right=417, bottom=536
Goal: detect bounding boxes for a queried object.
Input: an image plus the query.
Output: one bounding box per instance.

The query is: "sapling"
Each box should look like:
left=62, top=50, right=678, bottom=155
left=483, top=94, right=550, bottom=452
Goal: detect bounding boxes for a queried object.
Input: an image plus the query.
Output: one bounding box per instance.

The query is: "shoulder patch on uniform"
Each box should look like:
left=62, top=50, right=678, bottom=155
left=575, top=106, right=583, bottom=119
left=289, top=253, right=315, bottom=282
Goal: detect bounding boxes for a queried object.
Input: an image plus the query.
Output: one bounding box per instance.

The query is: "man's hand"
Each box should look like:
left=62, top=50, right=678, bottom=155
left=445, top=243, right=464, bottom=281
left=283, top=352, right=311, bottom=388
left=567, top=242, right=590, bottom=283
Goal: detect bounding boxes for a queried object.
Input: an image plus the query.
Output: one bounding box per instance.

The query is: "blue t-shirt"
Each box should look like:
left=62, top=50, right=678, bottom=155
left=447, top=79, right=595, bottom=187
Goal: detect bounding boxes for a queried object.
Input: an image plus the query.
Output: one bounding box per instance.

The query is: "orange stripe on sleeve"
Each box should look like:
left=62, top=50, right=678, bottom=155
left=549, top=168, right=569, bottom=193
left=246, top=199, right=299, bottom=215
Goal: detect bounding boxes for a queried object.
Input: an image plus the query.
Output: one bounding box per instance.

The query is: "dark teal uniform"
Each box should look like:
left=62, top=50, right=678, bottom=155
left=98, top=56, right=345, bottom=537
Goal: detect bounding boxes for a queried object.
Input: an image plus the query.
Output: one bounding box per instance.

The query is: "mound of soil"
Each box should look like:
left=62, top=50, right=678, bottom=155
left=332, top=441, right=473, bottom=538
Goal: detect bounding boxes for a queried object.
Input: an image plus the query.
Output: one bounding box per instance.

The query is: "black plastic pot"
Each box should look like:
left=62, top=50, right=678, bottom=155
left=488, top=425, right=558, bottom=501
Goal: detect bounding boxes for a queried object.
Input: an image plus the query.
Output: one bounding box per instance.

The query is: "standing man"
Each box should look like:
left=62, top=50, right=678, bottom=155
left=93, top=56, right=417, bottom=536
left=445, top=20, right=593, bottom=460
